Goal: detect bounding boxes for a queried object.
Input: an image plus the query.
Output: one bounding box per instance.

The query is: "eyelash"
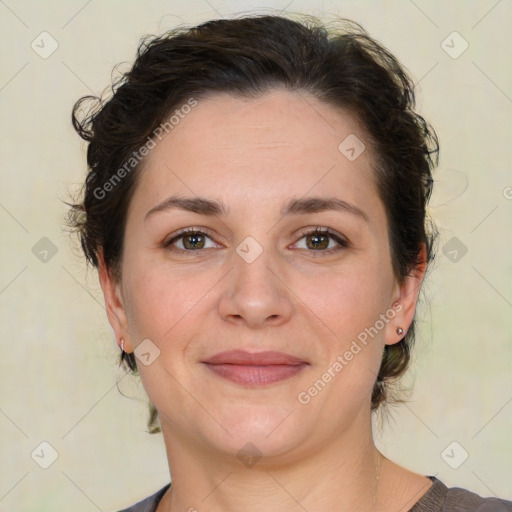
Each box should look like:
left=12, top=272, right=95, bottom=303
left=163, top=226, right=349, bottom=256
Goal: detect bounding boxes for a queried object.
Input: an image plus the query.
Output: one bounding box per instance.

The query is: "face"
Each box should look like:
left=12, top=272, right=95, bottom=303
left=100, top=89, right=423, bottom=464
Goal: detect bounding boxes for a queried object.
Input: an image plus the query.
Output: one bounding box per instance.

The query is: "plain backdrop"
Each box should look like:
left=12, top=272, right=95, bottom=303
left=0, top=1, right=511, bottom=510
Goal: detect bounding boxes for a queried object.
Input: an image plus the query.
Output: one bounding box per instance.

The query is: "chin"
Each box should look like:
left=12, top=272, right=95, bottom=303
left=195, top=403, right=311, bottom=463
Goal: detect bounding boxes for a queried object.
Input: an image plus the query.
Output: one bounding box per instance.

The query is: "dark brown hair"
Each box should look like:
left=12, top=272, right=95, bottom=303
left=68, top=13, right=438, bottom=432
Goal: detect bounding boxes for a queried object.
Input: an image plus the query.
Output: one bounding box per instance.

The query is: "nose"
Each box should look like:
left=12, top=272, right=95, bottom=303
left=218, top=243, right=294, bottom=329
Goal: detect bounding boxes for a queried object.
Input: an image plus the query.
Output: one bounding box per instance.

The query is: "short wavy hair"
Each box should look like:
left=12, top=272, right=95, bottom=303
left=68, top=13, right=439, bottom=433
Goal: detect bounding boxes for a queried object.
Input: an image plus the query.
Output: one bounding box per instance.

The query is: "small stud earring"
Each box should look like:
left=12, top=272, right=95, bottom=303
left=396, top=327, right=404, bottom=336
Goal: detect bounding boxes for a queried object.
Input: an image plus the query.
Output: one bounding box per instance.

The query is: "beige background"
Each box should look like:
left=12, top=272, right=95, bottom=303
left=0, top=0, right=511, bottom=510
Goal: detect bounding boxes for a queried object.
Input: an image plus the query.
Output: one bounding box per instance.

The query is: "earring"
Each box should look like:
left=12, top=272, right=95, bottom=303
left=396, top=327, right=404, bottom=336
left=120, top=338, right=125, bottom=352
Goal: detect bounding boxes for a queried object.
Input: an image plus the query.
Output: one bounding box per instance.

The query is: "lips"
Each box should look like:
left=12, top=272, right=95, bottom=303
left=202, top=350, right=308, bottom=387
left=204, top=350, right=306, bottom=366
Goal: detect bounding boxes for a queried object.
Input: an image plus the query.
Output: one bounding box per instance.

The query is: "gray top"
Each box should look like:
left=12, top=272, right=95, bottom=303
left=116, top=476, right=512, bottom=511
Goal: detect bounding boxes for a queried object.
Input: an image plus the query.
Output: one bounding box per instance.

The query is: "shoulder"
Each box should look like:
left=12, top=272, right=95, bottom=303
left=410, top=476, right=512, bottom=512
left=114, top=483, right=170, bottom=512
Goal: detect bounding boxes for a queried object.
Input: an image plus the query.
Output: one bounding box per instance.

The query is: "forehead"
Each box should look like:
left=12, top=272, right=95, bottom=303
left=163, top=88, right=368, bottom=154
left=131, top=88, right=381, bottom=219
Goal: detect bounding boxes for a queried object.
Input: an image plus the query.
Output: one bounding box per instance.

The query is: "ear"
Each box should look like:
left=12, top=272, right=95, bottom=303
left=385, top=243, right=428, bottom=346
left=97, top=249, right=134, bottom=353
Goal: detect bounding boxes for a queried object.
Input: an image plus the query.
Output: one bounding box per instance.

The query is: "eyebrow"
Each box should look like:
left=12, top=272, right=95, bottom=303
left=145, top=195, right=369, bottom=222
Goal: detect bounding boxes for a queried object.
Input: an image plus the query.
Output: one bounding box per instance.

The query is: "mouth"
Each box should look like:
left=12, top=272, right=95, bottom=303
left=202, top=350, right=309, bottom=387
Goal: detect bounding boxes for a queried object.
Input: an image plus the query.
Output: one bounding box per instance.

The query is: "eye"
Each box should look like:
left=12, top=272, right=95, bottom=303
left=163, top=228, right=219, bottom=253
left=163, top=226, right=349, bottom=256
left=293, top=227, right=349, bottom=254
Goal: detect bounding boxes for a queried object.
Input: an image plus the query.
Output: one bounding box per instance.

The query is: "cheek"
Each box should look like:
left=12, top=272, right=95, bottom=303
left=300, top=261, right=391, bottom=345
left=299, top=265, right=389, bottom=408
left=122, top=258, right=205, bottom=345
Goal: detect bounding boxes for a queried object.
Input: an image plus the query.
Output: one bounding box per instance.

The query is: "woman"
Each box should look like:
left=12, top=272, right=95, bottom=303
left=68, top=13, right=512, bottom=512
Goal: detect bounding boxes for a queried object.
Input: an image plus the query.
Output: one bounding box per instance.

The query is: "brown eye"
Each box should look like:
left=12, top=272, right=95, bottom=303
left=181, top=232, right=206, bottom=250
left=164, top=229, right=217, bottom=253
left=305, top=232, right=330, bottom=250
left=295, top=228, right=349, bottom=254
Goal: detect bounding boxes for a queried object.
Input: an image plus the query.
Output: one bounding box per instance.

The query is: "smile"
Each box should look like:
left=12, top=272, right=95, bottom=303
left=202, top=350, right=309, bottom=387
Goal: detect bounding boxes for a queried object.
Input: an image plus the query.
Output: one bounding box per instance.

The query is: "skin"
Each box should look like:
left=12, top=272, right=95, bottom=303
left=99, top=89, right=432, bottom=511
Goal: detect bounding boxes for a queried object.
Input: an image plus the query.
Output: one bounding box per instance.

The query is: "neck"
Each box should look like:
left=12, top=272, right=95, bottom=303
left=159, top=413, right=385, bottom=512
